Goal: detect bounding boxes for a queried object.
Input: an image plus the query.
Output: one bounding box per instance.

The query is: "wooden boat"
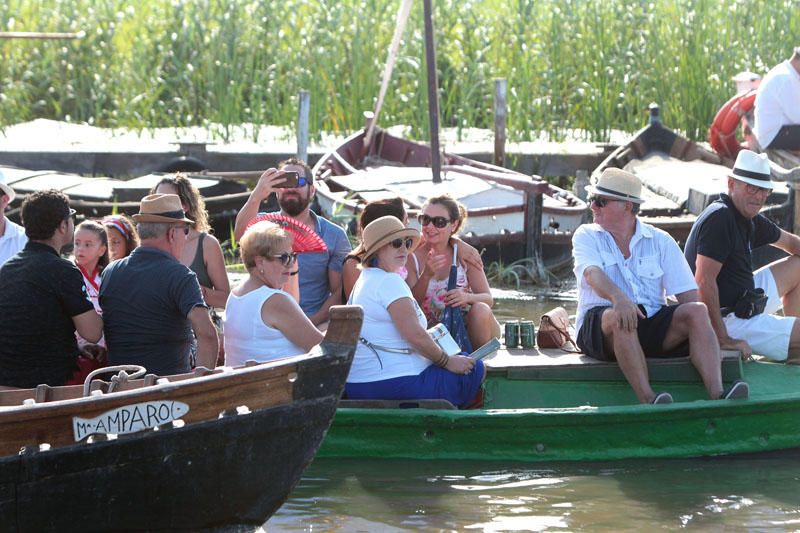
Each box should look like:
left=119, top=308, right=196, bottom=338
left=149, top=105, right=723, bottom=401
left=311, top=127, right=588, bottom=269
left=0, top=164, right=248, bottom=236
left=593, top=106, right=792, bottom=266
left=0, top=306, right=361, bottom=531
left=319, top=346, right=800, bottom=462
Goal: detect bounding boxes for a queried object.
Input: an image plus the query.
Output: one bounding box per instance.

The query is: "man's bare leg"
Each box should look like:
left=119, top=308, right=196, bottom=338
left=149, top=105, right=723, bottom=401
left=662, top=302, right=723, bottom=399
left=768, top=256, right=800, bottom=316
left=601, top=309, right=655, bottom=403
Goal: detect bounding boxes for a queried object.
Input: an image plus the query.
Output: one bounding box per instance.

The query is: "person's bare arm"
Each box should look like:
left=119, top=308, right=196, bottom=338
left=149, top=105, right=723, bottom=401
left=308, top=269, right=343, bottom=325
left=583, top=266, right=644, bottom=332
left=233, top=168, right=288, bottom=240
left=773, top=229, right=800, bottom=257
left=188, top=306, right=218, bottom=369
left=387, top=297, right=474, bottom=374
left=72, top=309, right=103, bottom=344
left=342, top=258, right=360, bottom=301
left=200, top=234, right=231, bottom=308
left=694, top=254, right=752, bottom=357
left=453, top=237, right=484, bottom=271
left=264, top=293, right=324, bottom=351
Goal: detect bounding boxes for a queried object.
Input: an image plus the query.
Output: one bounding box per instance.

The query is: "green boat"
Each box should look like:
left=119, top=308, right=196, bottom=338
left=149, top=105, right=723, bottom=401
left=318, top=349, right=800, bottom=462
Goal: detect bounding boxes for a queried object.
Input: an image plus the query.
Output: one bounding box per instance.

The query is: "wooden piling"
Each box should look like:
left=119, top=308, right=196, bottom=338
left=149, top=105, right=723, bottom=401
left=297, top=90, right=310, bottom=163
left=524, top=191, right=548, bottom=284
left=493, top=79, right=507, bottom=167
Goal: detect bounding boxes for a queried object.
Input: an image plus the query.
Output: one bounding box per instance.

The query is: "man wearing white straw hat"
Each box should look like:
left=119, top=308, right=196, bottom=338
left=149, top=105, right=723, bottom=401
left=0, top=170, right=27, bottom=267
left=573, top=168, right=747, bottom=404
left=100, top=193, right=218, bottom=375
left=686, top=150, right=800, bottom=363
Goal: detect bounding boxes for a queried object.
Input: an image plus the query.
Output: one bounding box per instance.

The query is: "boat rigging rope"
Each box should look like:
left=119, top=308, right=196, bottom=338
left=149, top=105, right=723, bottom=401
left=82, top=365, right=147, bottom=397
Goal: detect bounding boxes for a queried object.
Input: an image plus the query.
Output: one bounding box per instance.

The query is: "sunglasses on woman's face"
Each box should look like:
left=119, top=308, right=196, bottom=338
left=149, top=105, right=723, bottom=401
left=390, top=237, right=414, bottom=249
left=270, top=252, right=298, bottom=267
left=417, top=214, right=451, bottom=228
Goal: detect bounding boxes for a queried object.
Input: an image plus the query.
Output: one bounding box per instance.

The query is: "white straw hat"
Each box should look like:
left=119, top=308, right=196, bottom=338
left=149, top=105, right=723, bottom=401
left=729, top=150, right=773, bottom=190
left=585, top=168, right=644, bottom=204
left=0, top=170, right=15, bottom=202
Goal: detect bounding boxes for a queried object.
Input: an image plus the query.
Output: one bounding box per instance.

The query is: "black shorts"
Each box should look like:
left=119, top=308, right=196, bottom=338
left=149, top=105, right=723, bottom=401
left=576, top=304, right=689, bottom=362
left=767, top=125, right=800, bottom=150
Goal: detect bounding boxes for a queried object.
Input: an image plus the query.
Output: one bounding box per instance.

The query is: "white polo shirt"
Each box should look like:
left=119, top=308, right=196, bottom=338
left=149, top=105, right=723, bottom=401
left=0, top=217, right=27, bottom=269
left=754, top=60, right=800, bottom=149
left=572, top=219, right=697, bottom=332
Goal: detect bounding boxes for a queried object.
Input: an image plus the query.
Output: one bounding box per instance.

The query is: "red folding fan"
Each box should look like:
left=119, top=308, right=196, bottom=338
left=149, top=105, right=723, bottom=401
left=245, top=213, right=328, bottom=253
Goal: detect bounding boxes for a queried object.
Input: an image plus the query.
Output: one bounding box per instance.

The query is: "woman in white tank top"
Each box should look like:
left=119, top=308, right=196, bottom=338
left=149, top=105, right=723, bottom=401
left=223, top=221, right=323, bottom=366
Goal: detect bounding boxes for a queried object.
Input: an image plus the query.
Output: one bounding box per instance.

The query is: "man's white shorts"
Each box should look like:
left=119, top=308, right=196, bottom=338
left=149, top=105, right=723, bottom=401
left=723, top=266, right=795, bottom=361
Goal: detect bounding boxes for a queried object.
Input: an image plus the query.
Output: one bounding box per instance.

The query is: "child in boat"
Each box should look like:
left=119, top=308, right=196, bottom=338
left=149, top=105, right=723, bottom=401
left=406, top=194, right=501, bottom=348
left=73, top=220, right=109, bottom=350
left=102, top=214, right=139, bottom=261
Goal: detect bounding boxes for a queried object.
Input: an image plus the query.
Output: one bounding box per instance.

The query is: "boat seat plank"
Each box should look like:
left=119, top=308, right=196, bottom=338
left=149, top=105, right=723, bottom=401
left=339, top=399, right=457, bottom=410
left=486, top=348, right=743, bottom=382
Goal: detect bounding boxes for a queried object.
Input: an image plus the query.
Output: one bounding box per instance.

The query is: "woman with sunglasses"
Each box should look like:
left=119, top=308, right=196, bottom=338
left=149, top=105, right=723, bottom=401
left=223, top=221, right=322, bottom=366
left=406, top=194, right=501, bottom=348
left=343, top=198, right=486, bottom=301
left=346, top=216, right=484, bottom=407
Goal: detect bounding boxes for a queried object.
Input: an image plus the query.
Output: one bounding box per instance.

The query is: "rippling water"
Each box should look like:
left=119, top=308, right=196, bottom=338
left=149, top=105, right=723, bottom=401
left=270, top=452, right=800, bottom=531
left=268, top=283, right=800, bottom=530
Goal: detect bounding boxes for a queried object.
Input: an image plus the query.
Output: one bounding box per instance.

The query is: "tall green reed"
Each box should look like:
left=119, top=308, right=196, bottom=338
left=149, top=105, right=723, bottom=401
left=0, top=0, right=798, bottom=143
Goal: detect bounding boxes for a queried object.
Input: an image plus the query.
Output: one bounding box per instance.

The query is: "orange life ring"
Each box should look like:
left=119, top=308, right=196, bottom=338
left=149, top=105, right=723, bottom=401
left=708, top=89, right=757, bottom=158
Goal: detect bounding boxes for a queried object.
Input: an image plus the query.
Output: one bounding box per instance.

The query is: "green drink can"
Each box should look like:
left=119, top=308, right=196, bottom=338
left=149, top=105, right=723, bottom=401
left=519, top=321, right=535, bottom=349
left=504, top=322, right=520, bottom=348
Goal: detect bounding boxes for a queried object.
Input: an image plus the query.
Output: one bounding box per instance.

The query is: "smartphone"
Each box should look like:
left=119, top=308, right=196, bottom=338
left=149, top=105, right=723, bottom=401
left=276, top=170, right=300, bottom=188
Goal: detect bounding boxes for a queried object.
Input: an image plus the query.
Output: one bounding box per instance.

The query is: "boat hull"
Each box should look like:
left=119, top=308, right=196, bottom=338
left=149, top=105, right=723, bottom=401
left=318, top=358, right=800, bottom=462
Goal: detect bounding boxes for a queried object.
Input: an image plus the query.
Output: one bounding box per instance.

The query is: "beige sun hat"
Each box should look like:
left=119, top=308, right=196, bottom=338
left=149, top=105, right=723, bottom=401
left=361, top=216, right=420, bottom=260
left=132, top=194, right=194, bottom=224
left=0, top=170, right=15, bottom=202
left=729, top=149, right=774, bottom=190
left=585, top=168, right=645, bottom=204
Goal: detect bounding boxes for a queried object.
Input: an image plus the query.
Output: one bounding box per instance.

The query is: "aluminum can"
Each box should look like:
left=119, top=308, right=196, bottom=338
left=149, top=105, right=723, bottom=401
left=519, top=321, right=535, bottom=349
left=504, top=321, right=520, bottom=348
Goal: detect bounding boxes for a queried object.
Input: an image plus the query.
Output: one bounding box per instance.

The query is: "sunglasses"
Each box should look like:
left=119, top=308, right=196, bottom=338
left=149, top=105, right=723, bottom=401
left=270, top=252, right=299, bottom=267
left=390, top=237, right=415, bottom=249
left=590, top=196, right=617, bottom=208
left=417, top=214, right=451, bottom=228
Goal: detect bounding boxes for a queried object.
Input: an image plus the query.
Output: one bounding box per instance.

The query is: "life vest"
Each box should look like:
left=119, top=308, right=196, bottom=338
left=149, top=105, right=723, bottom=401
left=708, top=89, right=757, bottom=158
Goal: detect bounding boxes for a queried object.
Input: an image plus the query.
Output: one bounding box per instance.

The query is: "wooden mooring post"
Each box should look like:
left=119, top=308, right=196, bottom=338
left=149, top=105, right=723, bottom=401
left=525, top=191, right=548, bottom=284
left=297, top=90, right=310, bottom=163
left=493, top=79, right=507, bottom=167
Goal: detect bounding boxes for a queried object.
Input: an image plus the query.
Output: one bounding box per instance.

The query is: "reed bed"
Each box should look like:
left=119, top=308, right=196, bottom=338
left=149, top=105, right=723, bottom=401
left=1, top=0, right=797, bottom=142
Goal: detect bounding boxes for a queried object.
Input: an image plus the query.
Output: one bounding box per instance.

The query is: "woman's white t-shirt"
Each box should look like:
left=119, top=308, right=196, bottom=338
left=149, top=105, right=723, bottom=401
left=223, top=285, right=307, bottom=366
left=347, top=267, right=431, bottom=383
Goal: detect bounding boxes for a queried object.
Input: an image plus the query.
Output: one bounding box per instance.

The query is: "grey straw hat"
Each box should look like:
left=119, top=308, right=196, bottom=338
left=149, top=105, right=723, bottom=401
left=585, top=168, right=645, bottom=204
left=133, top=194, right=194, bottom=224
left=361, top=216, right=420, bottom=260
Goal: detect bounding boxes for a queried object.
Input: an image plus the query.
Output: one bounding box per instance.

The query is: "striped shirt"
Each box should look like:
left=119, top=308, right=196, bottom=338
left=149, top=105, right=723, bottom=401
left=573, top=220, right=697, bottom=332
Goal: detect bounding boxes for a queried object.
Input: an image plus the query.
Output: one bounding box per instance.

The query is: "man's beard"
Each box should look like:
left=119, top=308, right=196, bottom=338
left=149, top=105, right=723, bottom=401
left=279, top=194, right=311, bottom=217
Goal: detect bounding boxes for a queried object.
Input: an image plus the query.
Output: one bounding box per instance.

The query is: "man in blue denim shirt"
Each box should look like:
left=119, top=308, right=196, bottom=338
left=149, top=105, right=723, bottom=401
left=235, top=158, right=351, bottom=325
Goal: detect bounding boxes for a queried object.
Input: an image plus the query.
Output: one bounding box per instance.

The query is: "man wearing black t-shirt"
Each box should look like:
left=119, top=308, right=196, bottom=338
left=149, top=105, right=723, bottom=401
left=0, top=190, right=103, bottom=388
left=685, top=150, right=800, bottom=362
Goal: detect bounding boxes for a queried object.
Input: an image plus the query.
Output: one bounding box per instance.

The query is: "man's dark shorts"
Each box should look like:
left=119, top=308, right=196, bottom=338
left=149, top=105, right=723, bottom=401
left=577, top=304, right=689, bottom=362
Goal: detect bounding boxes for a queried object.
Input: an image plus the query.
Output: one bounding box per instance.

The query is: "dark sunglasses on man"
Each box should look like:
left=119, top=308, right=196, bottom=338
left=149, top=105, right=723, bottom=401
left=589, top=196, right=618, bottom=208
left=417, top=214, right=451, bottom=228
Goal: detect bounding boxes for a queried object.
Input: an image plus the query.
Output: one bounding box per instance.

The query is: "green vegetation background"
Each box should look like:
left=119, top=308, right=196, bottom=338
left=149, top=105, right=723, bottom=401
left=1, top=0, right=798, bottom=142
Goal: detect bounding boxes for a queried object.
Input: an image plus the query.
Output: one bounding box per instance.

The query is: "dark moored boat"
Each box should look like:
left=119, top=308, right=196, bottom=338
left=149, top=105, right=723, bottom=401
left=0, top=306, right=361, bottom=531
left=311, top=127, right=588, bottom=268
left=0, top=165, right=249, bottom=236
left=593, top=106, right=791, bottom=267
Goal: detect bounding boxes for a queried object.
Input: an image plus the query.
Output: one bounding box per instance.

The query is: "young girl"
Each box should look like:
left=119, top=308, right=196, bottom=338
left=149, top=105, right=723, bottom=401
left=102, top=214, right=139, bottom=261
left=73, top=220, right=109, bottom=348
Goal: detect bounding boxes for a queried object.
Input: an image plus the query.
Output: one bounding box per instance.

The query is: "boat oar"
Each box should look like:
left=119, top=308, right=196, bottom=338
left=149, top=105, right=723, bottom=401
left=363, top=0, right=414, bottom=154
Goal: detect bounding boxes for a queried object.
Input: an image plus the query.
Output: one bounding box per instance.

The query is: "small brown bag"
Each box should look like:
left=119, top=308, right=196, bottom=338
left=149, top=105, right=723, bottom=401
left=537, top=307, right=578, bottom=351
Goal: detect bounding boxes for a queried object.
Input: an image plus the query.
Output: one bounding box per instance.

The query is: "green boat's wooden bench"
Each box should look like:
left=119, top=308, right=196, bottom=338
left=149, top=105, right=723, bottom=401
left=485, top=348, right=744, bottom=382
